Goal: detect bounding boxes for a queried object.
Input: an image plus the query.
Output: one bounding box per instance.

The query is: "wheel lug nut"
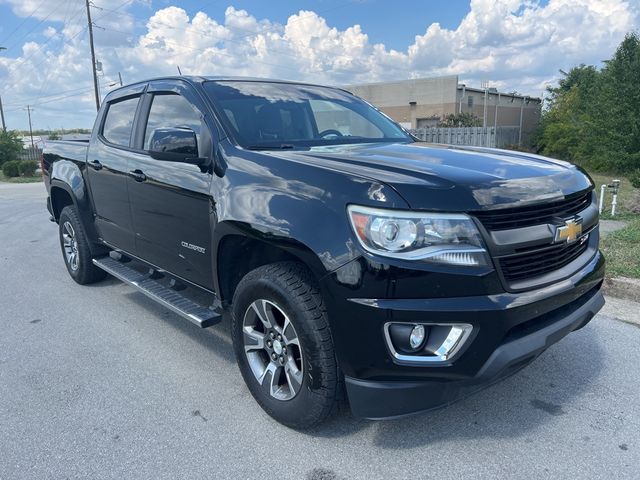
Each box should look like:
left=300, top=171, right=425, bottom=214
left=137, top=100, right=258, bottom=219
left=271, top=353, right=277, bottom=360
left=270, top=332, right=276, bottom=339
left=279, top=356, right=285, bottom=364
left=266, top=340, right=272, bottom=348
left=282, top=346, right=287, bottom=354
left=277, top=334, right=282, bottom=341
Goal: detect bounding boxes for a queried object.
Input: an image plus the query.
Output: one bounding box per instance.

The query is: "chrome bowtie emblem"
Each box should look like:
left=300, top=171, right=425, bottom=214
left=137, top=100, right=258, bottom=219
left=555, top=219, right=583, bottom=243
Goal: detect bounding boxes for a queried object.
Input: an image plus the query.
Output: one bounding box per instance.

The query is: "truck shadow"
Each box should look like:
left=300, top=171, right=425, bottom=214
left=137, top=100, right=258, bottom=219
left=311, top=322, right=605, bottom=445
left=122, top=290, right=237, bottom=365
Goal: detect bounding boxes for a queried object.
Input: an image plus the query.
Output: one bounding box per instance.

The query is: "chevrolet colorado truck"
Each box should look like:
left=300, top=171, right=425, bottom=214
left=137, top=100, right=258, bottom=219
left=43, top=77, right=605, bottom=429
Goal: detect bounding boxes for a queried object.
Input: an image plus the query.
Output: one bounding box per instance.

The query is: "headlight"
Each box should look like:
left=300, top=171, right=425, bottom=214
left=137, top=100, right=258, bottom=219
left=347, top=205, right=489, bottom=266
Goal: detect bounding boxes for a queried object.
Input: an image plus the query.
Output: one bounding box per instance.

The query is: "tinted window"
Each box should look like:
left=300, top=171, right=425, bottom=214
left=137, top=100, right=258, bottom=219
left=203, top=81, right=410, bottom=149
left=102, top=97, right=140, bottom=146
left=144, top=94, right=204, bottom=152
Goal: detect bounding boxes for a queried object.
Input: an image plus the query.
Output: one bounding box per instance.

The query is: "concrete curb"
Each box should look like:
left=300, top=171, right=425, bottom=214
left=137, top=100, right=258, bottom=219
left=603, top=276, right=640, bottom=303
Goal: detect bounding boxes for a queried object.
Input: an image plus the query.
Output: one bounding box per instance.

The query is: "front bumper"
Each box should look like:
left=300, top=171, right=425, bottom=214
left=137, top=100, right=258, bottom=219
left=320, top=248, right=605, bottom=419
left=345, top=286, right=603, bottom=419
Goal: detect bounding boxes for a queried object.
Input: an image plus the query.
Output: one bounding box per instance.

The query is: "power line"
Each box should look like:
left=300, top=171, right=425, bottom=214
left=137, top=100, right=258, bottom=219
left=102, top=26, right=303, bottom=74
left=31, top=1, right=84, bottom=105
left=0, top=0, right=133, bottom=97
left=3, top=80, right=119, bottom=114
left=3, top=84, right=101, bottom=107
left=1, top=3, right=60, bottom=53
left=0, top=0, right=50, bottom=46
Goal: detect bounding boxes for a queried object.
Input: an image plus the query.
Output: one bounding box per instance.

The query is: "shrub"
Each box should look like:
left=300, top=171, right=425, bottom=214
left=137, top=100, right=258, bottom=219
left=2, top=160, right=21, bottom=177
left=630, top=170, right=640, bottom=189
left=0, top=130, right=23, bottom=168
left=18, top=160, right=38, bottom=177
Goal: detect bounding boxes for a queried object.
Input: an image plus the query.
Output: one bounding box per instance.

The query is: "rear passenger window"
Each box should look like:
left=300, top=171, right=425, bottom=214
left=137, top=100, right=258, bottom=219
left=102, top=97, right=140, bottom=147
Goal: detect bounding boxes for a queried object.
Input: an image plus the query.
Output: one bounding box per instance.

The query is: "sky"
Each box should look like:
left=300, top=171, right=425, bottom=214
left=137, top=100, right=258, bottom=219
left=0, top=0, right=637, bottom=130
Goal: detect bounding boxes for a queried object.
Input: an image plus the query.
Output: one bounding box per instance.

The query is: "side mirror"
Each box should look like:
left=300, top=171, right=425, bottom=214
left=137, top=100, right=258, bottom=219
left=148, top=127, right=207, bottom=167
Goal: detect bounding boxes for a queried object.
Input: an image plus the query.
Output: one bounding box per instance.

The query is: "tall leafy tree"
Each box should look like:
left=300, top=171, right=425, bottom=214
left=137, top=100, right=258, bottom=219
left=536, top=33, right=640, bottom=173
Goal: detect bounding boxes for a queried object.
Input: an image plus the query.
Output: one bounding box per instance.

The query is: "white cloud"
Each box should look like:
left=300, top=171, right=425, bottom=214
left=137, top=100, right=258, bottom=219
left=0, top=0, right=637, bottom=129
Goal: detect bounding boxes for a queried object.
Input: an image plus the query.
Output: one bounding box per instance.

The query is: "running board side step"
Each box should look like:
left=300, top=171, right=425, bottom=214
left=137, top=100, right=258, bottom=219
left=93, top=256, right=222, bottom=328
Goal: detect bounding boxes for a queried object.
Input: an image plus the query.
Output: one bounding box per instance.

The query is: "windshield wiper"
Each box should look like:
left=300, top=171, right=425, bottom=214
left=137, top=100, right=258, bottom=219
left=246, top=144, right=295, bottom=150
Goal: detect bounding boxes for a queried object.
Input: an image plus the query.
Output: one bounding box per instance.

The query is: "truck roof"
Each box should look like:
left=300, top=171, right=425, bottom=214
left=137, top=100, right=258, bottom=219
left=105, top=76, right=346, bottom=101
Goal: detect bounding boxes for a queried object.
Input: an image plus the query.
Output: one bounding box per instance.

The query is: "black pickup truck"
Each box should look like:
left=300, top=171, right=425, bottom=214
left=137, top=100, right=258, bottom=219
left=43, top=76, right=605, bottom=428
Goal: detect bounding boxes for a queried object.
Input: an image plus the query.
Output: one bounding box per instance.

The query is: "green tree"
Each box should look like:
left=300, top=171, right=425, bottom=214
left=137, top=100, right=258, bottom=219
left=597, top=32, right=640, bottom=172
left=48, top=132, right=61, bottom=140
left=536, top=32, right=640, bottom=173
left=0, top=130, right=24, bottom=167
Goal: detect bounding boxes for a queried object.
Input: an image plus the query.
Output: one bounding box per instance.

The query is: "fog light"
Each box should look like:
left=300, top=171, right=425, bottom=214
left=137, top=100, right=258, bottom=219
left=388, top=323, right=429, bottom=353
left=384, top=322, right=473, bottom=364
left=409, top=325, right=426, bottom=350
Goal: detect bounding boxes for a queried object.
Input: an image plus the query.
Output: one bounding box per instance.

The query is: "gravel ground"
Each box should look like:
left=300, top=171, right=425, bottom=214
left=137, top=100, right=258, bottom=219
left=1, top=182, right=639, bottom=480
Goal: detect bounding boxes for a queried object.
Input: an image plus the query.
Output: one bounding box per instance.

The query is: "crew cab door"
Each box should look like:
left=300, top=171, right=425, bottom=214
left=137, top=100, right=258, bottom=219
left=126, top=81, right=214, bottom=289
left=87, top=88, right=145, bottom=253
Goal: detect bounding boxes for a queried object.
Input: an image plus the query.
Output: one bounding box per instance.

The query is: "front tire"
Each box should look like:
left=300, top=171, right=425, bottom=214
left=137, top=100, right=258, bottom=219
left=58, top=205, right=107, bottom=285
left=231, top=262, right=340, bottom=429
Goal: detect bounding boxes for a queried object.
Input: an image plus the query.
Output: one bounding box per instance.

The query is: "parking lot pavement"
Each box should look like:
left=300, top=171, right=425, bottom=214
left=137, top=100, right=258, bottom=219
left=1, top=182, right=639, bottom=480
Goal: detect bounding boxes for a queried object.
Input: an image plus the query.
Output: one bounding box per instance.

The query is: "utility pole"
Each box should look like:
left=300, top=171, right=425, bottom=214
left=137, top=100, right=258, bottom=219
left=85, top=0, right=100, bottom=111
left=25, top=105, right=35, bottom=150
left=518, top=97, right=526, bottom=146
left=481, top=80, right=489, bottom=128
left=0, top=95, right=6, bottom=131
left=118, top=72, right=123, bottom=87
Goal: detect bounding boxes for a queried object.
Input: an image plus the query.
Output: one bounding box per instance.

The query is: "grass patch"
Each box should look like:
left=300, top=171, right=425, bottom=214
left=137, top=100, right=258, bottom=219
left=0, top=171, right=43, bottom=183
left=600, top=217, right=640, bottom=278
left=586, top=171, right=635, bottom=219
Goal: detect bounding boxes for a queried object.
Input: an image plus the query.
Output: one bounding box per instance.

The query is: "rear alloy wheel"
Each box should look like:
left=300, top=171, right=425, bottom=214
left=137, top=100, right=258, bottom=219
left=232, top=262, right=341, bottom=429
left=61, top=221, right=79, bottom=272
left=58, top=205, right=107, bottom=285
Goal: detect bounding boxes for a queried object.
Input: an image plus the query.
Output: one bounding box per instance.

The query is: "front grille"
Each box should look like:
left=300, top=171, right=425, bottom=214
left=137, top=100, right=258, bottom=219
left=474, top=191, right=592, bottom=231
left=498, top=237, right=589, bottom=282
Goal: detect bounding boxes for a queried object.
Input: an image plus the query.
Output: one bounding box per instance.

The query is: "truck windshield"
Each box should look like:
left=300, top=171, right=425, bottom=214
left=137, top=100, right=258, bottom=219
left=203, top=80, right=411, bottom=149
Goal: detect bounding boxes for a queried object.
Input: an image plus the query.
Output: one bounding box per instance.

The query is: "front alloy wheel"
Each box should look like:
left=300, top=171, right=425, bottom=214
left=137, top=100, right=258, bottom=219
left=243, top=299, right=304, bottom=401
left=231, top=262, right=341, bottom=429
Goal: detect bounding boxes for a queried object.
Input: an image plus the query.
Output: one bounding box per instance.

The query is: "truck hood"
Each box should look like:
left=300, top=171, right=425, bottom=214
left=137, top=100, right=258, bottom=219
left=270, top=142, right=592, bottom=211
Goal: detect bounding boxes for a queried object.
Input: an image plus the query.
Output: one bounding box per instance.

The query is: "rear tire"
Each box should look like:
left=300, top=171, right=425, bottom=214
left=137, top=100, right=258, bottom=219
left=231, top=262, right=340, bottom=429
left=58, top=205, right=107, bottom=285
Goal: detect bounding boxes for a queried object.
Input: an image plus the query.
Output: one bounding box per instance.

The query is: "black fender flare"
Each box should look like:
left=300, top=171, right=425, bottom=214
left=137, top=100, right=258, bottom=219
left=49, top=161, right=105, bottom=255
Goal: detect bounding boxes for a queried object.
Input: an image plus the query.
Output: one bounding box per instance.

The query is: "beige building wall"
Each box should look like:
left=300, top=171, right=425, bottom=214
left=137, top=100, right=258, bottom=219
left=347, top=76, right=459, bottom=128
left=347, top=76, right=542, bottom=143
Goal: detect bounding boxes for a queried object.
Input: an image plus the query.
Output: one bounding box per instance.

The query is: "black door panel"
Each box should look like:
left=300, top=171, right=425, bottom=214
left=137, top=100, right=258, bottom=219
left=127, top=153, right=213, bottom=288
left=87, top=137, right=136, bottom=253
left=86, top=95, right=142, bottom=253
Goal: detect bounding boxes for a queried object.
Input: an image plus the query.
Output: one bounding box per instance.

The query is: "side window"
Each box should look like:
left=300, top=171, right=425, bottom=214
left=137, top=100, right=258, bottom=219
left=143, top=94, right=205, bottom=153
left=102, top=96, right=140, bottom=147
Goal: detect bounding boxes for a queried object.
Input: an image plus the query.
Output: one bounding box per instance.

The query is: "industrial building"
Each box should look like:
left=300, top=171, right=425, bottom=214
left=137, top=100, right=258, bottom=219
left=347, top=75, right=542, bottom=144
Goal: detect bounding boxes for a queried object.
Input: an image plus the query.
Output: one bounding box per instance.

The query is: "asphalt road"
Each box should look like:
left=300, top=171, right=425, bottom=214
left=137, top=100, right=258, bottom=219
left=1, top=182, right=639, bottom=480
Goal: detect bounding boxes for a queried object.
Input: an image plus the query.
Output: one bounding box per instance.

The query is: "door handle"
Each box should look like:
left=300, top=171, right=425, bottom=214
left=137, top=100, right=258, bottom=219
left=128, top=169, right=147, bottom=182
left=90, top=160, right=103, bottom=171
